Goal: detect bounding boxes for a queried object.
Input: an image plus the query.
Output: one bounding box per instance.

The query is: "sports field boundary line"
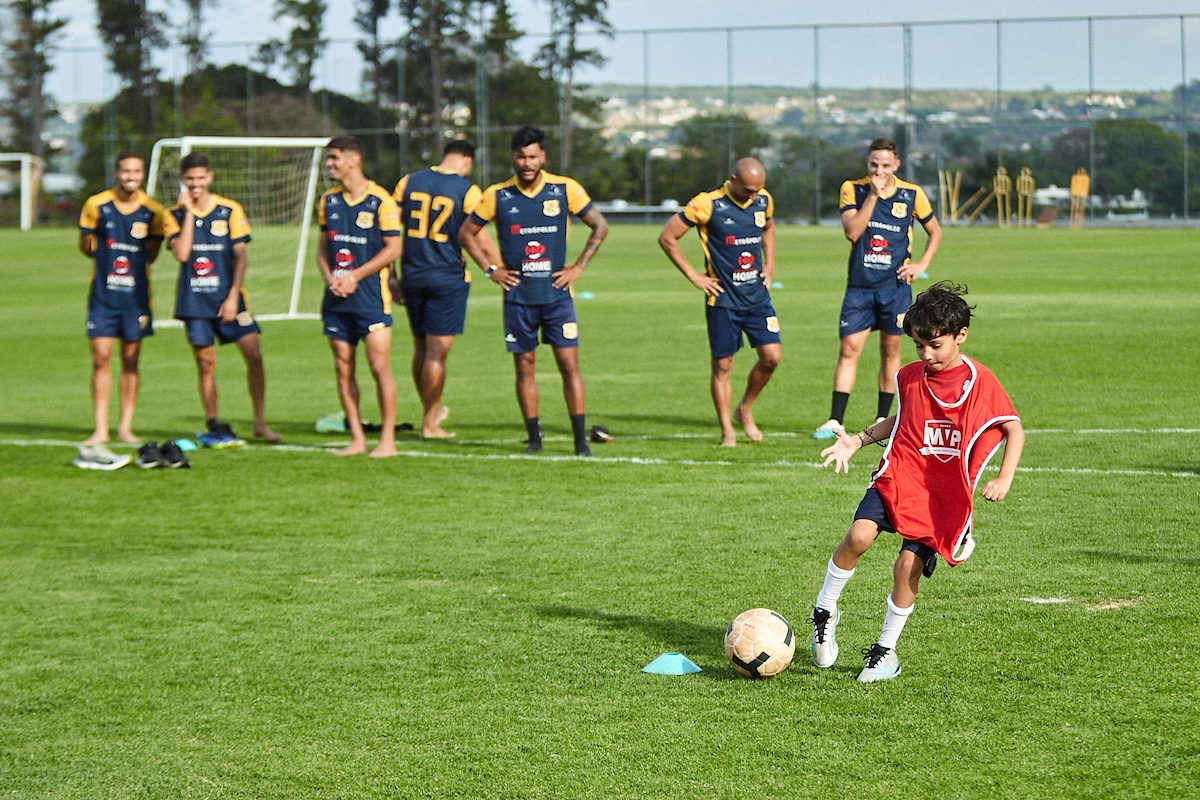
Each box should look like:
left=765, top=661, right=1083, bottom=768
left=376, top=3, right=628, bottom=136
left=4, top=438, right=1196, bottom=479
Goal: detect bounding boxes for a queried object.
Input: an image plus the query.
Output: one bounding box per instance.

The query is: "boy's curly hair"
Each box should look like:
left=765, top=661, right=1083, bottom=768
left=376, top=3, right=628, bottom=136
left=903, top=281, right=974, bottom=341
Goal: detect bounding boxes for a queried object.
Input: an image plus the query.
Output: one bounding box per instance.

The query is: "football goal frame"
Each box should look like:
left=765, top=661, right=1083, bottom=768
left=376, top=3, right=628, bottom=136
left=0, top=153, right=46, bottom=231
left=148, top=135, right=330, bottom=320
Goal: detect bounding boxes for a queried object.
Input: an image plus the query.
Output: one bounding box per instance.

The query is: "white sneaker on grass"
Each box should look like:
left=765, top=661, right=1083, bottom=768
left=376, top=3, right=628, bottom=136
left=856, top=643, right=901, bottom=682
left=811, top=419, right=845, bottom=440
left=73, top=444, right=131, bottom=471
left=811, top=606, right=840, bottom=668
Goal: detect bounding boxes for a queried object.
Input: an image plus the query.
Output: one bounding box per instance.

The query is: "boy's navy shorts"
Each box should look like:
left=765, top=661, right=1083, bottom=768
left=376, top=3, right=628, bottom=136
left=855, top=487, right=938, bottom=576
left=87, top=307, right=153, bottom=341
left=403, top=280, right=470, bottom=338
left=322, top=309, right=393, bottom=346
left=503, top=297, right=578, bottom=353
left=705, top=301, right=781, bottom=358
left=839, top=283, right=912, bottom=337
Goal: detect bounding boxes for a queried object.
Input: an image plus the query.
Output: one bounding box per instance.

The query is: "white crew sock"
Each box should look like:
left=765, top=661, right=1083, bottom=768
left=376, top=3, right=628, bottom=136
left=815, top=559, right=855, bottom=611
left=877, top=595, right=915, bottom=650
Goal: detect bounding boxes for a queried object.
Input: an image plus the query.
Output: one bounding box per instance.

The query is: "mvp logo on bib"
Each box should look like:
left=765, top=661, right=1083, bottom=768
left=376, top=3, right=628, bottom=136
left=919, top=419, right=961, bottom=463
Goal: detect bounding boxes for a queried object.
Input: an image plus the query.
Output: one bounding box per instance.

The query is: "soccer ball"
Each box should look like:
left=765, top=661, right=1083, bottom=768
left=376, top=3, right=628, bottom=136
left=724, top=608, right=795, bottom=678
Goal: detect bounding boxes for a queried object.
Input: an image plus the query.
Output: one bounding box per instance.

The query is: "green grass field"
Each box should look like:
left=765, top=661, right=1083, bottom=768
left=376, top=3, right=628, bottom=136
left=2, top=223, right=1198, bottom=798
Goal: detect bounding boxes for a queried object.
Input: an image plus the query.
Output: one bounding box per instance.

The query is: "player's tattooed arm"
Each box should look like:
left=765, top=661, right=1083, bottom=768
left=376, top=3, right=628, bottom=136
left=554, top=206, right=608, bottom=288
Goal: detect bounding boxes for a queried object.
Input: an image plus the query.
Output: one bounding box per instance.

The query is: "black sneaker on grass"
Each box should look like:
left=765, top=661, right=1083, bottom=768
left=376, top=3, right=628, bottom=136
left=136, top=441, right=163, bottom=468
left=160, top=441, right=191, bottom=468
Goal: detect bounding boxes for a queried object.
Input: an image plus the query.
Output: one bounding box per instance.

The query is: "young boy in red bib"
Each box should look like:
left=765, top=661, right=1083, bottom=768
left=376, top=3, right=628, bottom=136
left=809, top=281, right=1025, bottom=682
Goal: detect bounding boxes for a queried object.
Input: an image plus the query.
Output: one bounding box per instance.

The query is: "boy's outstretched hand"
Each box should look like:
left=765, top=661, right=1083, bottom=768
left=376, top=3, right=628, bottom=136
left=821, top=429, right=860, bottom=474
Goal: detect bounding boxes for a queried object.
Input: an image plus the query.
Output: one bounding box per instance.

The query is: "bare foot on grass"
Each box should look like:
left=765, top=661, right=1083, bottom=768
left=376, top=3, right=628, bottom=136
left=116, top=429, right=141, bottom=444
left=732, top=405, right=762, bottom=442
left=254, top=424, right=283, bottom=442
left=369, top=443, right=397, bottom=458
left=335, top=442, right=368, bottom=456
left=83, top=431, right=109, bottom=446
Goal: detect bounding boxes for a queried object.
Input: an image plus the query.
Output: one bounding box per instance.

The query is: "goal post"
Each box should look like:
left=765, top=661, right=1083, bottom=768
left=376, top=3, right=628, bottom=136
left=0, top=153, right=46, bottom=231
left=148, top=136, right=330, bottom=320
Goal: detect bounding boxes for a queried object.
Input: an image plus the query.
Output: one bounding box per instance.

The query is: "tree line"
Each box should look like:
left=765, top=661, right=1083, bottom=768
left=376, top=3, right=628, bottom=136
left=4, top=0, right=1200, bottom=217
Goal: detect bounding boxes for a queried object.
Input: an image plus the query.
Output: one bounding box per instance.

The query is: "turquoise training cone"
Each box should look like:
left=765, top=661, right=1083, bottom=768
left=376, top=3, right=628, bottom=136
left=642, top=652, right=702, bottom=675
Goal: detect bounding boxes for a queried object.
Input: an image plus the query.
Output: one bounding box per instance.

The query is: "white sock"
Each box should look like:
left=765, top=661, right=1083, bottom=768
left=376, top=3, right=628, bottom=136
left=815, top=559, right=855, bottom=611
left=877, top=595, right=914, bottom=650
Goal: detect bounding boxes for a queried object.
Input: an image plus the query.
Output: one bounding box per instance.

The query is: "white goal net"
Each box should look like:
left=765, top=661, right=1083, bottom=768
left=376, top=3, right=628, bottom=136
left=148, top=136, right=330, bottom=320
left=0, top=153, right=45, bottom=231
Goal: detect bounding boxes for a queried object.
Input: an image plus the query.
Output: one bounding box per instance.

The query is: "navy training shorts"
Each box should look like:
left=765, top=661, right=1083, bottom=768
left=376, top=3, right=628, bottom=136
left=705, top=301, right=781, bottom=358
left=323, top=309, right=393, bottom=346
left=403, top=280, right=470, bottom=338
left=854, top=487, right=938, bottom=577
left=839, top=282, right=912, bottom=337
left=87, top=307, right=153, bottom=341
left=503, top=296, right=578, bottom=353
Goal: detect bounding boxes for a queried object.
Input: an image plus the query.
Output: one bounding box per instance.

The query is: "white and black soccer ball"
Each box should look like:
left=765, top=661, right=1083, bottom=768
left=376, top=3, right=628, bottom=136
left=724, top=608, right=795, bottom=678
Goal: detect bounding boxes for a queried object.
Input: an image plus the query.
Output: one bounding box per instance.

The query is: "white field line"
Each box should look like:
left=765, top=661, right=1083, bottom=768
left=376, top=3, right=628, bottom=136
left=4, top=438, right=1196, bottom=478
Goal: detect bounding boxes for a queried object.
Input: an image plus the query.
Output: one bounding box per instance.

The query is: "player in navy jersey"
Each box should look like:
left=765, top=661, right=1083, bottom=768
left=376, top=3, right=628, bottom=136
left=659, top=158, right=781, bottom=447
left=77, top=150, right=165, bottom=448
left=391, top=139, right=486, bottom=439
left=459, top=125, right=608, bottom=456
left=318, top=136, right=404, bottom=457
left=164, top=152, right=281, bottom=446
left=812, top=137, right=943, bottom=441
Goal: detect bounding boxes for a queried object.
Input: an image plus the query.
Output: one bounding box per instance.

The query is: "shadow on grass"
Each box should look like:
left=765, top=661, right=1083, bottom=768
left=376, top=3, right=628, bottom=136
left=0, top=421, right=96, bottom=440
left=1144, top=463, right=1200, bottom=477
left=1081, top=549, right=1200, bottom=568
left=538, top=605, right=747, bottom=680
left=599, top=412, right=715, bottom=431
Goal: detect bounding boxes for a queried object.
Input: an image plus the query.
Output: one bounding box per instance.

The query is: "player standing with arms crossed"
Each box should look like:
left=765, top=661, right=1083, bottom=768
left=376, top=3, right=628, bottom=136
left=659, top=157, right=780, bottom=447
left=459, top=125, right=608, bottom=456
left=165, top=152, right=281, bottom=448
left=812, top=137, right=942, bottom=440
left=318, top=136, right=403, bottom=458
left=809, top=282, right=1024, bottom=682
left=391, top=140, right=488, bottom=439
left=75, top=150, right=164, bottom=468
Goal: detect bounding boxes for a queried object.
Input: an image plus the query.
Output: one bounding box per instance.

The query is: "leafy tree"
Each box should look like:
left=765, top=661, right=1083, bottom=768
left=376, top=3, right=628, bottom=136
left=355, top=0, right=393, bottom=157
left=536, top=0, right=612, bottom=172
left=2, top=0, right=66, bottom=155
left=179, top=0, right=215, bottom=77
left=1093, top=119, right=1183, bottom=213
left=395, top=0, right=472, bottom=155
left=259, top=0, right=327, bottom=97
left=95, top=0, right=168, bottom=132
left=655, top=112, right=769, bottom=204
left=769, top=133, right=861, bottom=221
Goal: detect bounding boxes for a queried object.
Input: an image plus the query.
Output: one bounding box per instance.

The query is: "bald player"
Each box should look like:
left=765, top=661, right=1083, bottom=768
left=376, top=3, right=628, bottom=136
left=659, top=158, right=781, bottom=447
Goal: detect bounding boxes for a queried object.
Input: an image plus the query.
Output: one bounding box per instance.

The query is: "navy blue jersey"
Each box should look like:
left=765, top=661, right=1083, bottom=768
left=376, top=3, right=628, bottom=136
left=840, top=177, right=935, bottom=290
left=318, top=182, right=401, bottom=316
left=680, top=182, right=773, bottom=310
left=393, top=167, right=482, bottom=289
left=79, top=189, right=165, bottom=313
left=471, top=171, right=594, bottom=306
left=163, top=195, right=252, bottom=319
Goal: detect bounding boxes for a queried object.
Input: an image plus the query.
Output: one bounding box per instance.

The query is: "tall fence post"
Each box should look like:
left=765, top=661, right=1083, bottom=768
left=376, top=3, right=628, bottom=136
left=1182, top=16, right=1189, bottom=220
left=812, top=26, right=821, bottom=225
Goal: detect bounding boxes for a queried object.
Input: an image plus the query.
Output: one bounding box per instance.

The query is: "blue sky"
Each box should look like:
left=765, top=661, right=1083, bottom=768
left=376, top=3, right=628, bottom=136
left=45, top=0, right=1200, bottom=104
